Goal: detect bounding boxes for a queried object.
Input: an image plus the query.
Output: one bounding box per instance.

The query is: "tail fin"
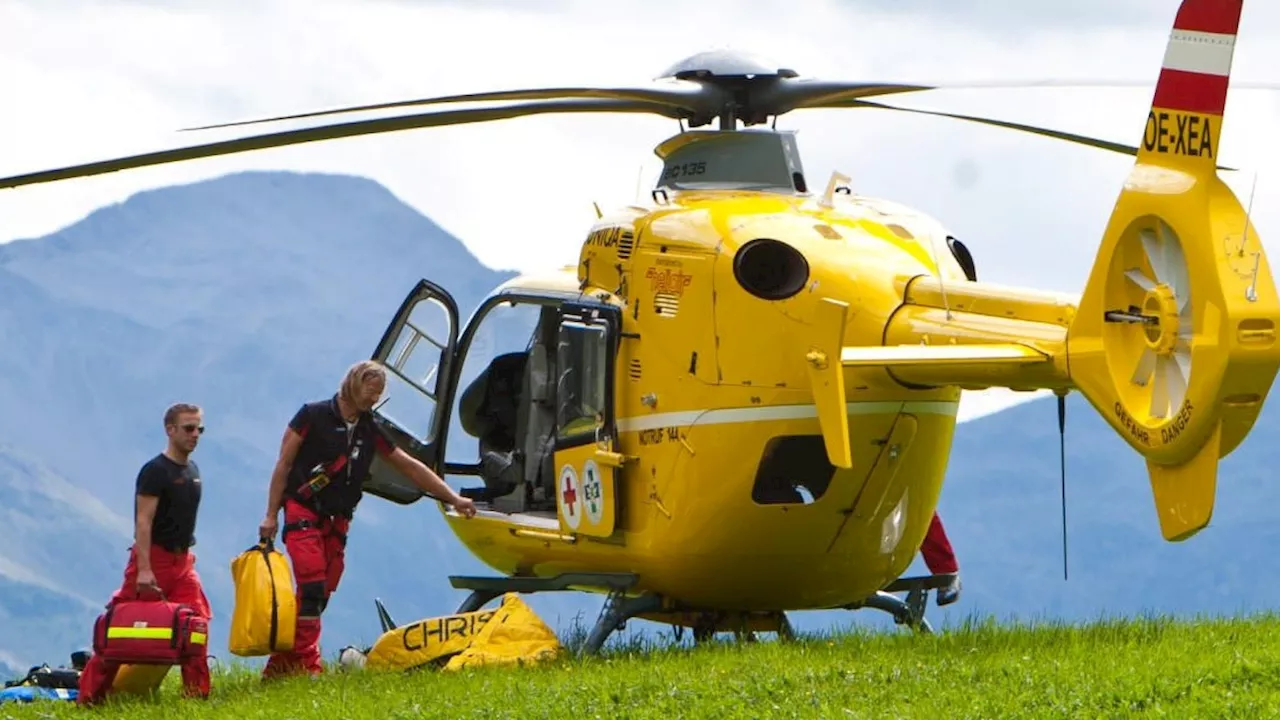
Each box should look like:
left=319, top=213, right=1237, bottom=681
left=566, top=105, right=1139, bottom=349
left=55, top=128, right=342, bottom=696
left=1067, top=0, right=1280, bottom=541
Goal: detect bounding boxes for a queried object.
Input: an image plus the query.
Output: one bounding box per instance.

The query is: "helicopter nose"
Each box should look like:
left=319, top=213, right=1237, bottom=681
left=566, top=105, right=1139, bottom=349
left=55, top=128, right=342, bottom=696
left=732, top=237, right=810, bottom=301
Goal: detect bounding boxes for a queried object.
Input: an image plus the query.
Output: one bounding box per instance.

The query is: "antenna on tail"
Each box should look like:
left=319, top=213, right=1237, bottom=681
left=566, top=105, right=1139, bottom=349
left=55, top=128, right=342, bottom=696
left=1243, top=171, right=1260, bottom=301
left=1056, top=390, right=1069, bottom=581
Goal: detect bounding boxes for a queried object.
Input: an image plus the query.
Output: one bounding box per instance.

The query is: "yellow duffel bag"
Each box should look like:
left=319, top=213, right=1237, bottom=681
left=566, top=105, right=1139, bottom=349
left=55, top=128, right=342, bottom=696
left=228, top=538, right=296, bottom=656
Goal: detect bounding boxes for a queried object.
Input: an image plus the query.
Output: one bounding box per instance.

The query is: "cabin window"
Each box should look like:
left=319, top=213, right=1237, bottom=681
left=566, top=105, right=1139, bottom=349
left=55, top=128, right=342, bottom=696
left=447, top=300, right=543, bottom=466
left=556, top=319, right=609, bottom=442
left=751, top=436, right=835, bottom=505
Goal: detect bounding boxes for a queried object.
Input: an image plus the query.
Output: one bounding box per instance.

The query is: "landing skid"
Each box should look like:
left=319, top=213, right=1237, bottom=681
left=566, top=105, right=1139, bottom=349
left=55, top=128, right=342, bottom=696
left=441, top=570, right=956, bottom=655
left=837, top=572, right=959, bottom=633
left=450, top=572, right=795, bottom=652
left=449, top=572, right=658, bottom=655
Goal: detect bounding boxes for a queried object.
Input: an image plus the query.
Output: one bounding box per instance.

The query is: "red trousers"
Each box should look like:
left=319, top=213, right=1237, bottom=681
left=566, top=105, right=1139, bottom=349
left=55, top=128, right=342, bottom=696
left=263, top=499, right=350, bottom=678
left=920, top=512, right=959, bottom=574
left=77, top=544, right=212, bottom=705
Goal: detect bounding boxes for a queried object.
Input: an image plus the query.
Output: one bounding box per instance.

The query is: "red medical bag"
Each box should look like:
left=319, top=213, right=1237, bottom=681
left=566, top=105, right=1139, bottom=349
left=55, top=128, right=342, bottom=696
left=91, top=591, right=207, bottom=665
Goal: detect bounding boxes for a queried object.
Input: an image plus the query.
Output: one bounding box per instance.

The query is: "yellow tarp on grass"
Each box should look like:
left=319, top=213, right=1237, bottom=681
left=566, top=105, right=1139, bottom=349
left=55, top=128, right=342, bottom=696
left=365, top=592, right=561, bottom=672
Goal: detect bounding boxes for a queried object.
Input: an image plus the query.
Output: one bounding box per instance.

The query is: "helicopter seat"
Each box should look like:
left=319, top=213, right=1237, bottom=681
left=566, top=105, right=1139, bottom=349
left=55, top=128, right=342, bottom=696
left=458, top=352, right=527, bottom=503
left=494, top=340, right=557, bottom=513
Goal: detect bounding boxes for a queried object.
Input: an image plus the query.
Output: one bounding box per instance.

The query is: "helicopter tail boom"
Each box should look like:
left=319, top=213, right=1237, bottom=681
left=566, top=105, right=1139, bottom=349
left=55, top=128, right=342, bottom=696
left=803, top=291, right=1071, bottom=471
left=872, top=276, right=1075, bottom=391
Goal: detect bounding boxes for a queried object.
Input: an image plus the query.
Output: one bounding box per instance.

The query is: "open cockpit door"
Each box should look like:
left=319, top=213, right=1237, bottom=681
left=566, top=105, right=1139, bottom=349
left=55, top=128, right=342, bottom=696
left=364, top=279, right=460, bottom=504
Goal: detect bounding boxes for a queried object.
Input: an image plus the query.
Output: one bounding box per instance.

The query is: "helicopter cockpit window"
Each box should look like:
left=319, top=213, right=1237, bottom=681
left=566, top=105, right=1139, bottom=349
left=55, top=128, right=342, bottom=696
left=555, top=319, right=608, bottom=441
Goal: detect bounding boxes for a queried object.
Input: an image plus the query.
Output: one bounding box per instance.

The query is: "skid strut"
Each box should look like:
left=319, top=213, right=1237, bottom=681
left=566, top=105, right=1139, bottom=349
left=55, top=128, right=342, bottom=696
left=447, top=572, right=658, bottom=655
left=437, top=571, right=953, bottom=651
left=840, top=572, right=958, bottom=633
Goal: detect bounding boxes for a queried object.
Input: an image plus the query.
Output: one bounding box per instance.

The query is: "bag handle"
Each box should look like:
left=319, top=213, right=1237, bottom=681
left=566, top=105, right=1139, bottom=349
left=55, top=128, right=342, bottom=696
left=133, top=584, right=166, bottom=601
left=247, top=536, right=276, bottom=554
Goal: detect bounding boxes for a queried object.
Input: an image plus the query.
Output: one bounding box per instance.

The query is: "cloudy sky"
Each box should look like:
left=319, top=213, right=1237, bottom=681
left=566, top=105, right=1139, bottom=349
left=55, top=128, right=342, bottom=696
left=3, top=0, right=1280, bottom=420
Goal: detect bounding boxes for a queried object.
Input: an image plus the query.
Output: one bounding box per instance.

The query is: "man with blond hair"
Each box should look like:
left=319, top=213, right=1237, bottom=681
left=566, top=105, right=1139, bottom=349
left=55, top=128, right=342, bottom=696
left=258, top=360, right=477, bottom=678
left=78, top=402, right=212, bottom=705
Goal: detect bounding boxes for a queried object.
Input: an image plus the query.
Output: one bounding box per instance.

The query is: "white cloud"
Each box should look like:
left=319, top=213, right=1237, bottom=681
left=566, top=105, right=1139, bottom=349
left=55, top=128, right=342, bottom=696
left=3, top=0, right=1280, bottom=422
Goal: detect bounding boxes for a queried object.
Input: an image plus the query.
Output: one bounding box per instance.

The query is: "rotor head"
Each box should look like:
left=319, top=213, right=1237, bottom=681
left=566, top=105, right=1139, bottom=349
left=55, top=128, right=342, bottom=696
left=657, top=49, right=799, bottom=81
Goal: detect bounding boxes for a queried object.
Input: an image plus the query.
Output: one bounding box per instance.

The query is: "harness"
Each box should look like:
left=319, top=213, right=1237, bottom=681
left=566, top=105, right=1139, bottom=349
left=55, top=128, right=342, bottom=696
left=282, top=516, right=348, bottom=546
left=287, top=400, right=373, bottom=522
left=286, top=450, right=356, bottom=540
left=311, top=446, right=353, bottom=486
left=291, top=442, right=358, bottom=515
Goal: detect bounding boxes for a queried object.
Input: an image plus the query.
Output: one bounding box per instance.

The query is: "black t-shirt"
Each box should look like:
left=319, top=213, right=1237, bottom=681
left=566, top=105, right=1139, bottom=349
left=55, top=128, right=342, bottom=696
left=135, top=453, right=202, bottom=551
left=285, top=394, right=396, bottom=518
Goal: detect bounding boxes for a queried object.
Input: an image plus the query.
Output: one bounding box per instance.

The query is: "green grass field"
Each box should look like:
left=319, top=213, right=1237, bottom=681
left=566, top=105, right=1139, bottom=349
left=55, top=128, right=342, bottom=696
left=5, top=614, right=1280, bottom=719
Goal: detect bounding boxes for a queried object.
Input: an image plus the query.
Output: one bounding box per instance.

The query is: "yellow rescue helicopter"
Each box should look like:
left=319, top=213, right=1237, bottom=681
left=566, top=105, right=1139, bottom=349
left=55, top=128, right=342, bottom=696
left=3, top=0, right=1278, bottom=653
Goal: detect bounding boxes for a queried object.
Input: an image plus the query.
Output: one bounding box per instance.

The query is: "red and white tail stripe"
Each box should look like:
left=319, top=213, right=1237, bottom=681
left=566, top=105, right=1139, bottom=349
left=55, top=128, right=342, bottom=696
left=1152, top=0, right=1243, bottom=116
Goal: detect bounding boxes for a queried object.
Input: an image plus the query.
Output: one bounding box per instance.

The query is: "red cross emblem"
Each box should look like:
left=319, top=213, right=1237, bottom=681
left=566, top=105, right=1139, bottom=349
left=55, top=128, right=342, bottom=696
left=562, top=474, right=578, bottom=516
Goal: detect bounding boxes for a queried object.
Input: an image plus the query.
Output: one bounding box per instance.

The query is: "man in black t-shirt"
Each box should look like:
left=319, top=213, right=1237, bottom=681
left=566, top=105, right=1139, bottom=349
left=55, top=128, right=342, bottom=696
left=78, top=403, right=213, bottom=705
left=259, top=360, right=476, bottom=679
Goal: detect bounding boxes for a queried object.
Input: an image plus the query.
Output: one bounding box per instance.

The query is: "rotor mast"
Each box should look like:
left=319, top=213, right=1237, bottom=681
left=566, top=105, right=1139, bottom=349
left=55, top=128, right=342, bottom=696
left=651, top=51, right=812, bottom=194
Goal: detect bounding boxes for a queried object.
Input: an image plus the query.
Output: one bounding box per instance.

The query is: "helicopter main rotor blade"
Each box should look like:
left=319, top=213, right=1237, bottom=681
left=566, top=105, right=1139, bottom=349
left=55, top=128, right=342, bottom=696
left=762, top=77, right=1280, bottom=120
left=929, top=78, right=1280, bottom=90
left=189, top=81, right=951, bottom=133
left=792, top=78, right=1280, bottom=96
left=179, top=73, right=1280, bottom=134
left=0, top=98, right=682, bottom=191
left=747, top=80, right=936, bottom=120
left=845, top=98, right=1237, bottom=171
left=181, top=80, right=713, bottom=132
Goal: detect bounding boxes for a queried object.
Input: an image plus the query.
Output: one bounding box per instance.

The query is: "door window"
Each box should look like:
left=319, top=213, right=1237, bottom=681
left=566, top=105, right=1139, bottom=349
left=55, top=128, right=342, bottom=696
left=556, top=319, right=609, bottom=443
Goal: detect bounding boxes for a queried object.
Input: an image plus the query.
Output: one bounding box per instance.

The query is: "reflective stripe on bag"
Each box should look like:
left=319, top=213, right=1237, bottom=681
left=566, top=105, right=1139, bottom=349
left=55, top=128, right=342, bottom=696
left=105, top=626, right=207, bottom=645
